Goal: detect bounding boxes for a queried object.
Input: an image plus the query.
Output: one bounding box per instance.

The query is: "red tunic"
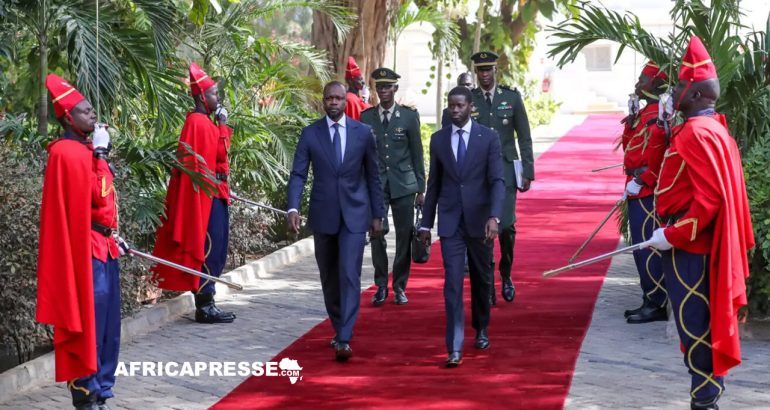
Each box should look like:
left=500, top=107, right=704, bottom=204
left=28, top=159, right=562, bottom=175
left=151, top=112, right=232, bottom=291
left=91, top=157, right=119, bottom=261
left=621, top=102, right=666, bottom=198
left=36, top=138, right=106, bottom=382
left=345, top=91, right=370, bottom=120
left=655, top=114, right=754, bottom=376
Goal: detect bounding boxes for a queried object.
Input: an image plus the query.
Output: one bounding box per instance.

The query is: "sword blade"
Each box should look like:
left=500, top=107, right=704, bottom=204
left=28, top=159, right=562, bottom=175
left=543, top=242, right=646, bottom=278
left=568, top=199, right=624, bottom=264
left=591, top=163, right=623, bottom=172
left=128, top=249, right=244, bottom=291
left=230, top=192, right=288, bottom=216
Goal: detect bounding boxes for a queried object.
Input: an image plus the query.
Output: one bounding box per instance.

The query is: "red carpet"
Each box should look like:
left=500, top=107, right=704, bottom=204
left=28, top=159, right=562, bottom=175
left=213, top=115, right=624, bottom=409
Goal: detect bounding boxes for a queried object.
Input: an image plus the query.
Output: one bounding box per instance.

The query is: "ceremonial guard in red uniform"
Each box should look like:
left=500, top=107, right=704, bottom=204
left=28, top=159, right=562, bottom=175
left=344, top=56, right=371, bottom=120
left=152, top=63, right=236, bottom=324
left=647, top=36, right=754, bottom=410
left=621, top=61, right=669, bottom=324
left=37, top=74, right=121, bottom=410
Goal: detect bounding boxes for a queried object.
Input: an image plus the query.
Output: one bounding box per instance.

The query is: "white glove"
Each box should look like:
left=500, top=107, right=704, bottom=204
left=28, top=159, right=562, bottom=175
left=627, top=94, right=640, bottom=117
left=646, top=228, right=673, bottom=251
left=361, top=85, right=370, bottom=102
left=215, top=104, right=228, bottom=123
left=625, top=179, right=643, bottom=196
left=658, top=92, right=674, bottom=122
left=115, top=235, right=131, bottom=257
left=92, top=123, right=110, bottom=149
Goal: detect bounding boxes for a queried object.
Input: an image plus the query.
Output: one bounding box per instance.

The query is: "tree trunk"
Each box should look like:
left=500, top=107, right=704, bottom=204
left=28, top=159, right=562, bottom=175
left=312, top=0, right=402, bottom=82
left=37, top=5, right=48, bottom=138
left=435, top=56, right=443, bottom=130
left=473, top=0, right=485, bottom=54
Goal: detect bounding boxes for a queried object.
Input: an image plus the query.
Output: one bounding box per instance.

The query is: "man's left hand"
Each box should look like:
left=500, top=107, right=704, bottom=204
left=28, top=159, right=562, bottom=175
left=485, top=218, right=499, bottom=242
left=520, top=178, right=532, bottom=192
left=415, top=193, right=425, bottom=207
left=370, top=218, right=383, bottom=238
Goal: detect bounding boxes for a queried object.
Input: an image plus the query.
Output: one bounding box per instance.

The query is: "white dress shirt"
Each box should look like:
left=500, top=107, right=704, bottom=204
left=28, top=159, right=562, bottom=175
left=326, top=114, right=347, bottom=162
left=378, top=104, right=395, bottom=123
left=451, top=120, right=473, bottom=161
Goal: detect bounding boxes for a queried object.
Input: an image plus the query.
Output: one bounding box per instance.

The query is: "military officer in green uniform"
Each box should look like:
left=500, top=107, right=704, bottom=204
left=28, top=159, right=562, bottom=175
left=470, top=51, right=534, bottom=305
left=360, top=68, right=425, bottom=306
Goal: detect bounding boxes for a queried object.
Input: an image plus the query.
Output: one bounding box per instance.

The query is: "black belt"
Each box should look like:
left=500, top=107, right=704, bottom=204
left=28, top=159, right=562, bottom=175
left=658, top=210, right=688, bottom=226
left=91, top=222, right=114, bottom=237
left=625, top=166, right=648, bottom=177
left=216, top=172, right=228, bottom=182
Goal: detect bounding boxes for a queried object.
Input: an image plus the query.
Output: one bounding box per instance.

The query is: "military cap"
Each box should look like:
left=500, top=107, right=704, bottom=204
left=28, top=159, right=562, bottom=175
left=470, top=51, right=499, bottom=68
left=371, top=67, right=401, bottom=84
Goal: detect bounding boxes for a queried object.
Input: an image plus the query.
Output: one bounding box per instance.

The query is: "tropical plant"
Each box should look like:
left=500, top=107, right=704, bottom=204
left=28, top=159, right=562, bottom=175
left=390, top=1, right=460, bottom=71
left=547, top=0, right=770, bottom=315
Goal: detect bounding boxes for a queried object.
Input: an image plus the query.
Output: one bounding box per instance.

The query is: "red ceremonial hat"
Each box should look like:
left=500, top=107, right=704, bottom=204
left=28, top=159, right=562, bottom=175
left=679, top=36, right=717, bottom=82
left=640, top=60, right=667, bottom=80
left=45, top=74, right=86, bottom=118
left=345, top=56, right=362, bottom=80
left=189, top=62, right=216, bottom=95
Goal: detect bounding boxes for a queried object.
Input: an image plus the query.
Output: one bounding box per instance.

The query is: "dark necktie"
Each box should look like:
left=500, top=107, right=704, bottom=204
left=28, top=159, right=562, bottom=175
left=456, top=129, right=466, bottom=169
left=382, top=110, right=390, bottom=128
left=332, top=123, right=342, bottom=165
left=485, top=91, right=492, bottom=107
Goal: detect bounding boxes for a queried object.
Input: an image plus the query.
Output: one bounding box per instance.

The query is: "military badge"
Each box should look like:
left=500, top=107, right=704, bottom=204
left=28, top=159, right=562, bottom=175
left=395, top=110, right=400, bottom=118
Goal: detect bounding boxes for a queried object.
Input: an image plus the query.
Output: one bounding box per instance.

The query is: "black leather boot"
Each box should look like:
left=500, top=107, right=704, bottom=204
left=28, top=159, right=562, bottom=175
left=624, top=298, right=649, bottom=318
left=195, top=293, right=236, bottom=324
left=626, top=302, right=667, bottom=324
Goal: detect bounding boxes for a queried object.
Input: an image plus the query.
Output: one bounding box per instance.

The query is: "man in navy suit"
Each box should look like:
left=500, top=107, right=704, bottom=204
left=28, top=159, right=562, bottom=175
left=419, top=86, right=505, bottom=367
left=287, top=81, right=385, bottom=362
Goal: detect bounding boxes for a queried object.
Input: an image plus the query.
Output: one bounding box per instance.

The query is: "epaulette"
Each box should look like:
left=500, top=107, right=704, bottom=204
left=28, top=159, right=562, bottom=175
left=399, top=104, right=417, bottom=112
left=361, top=106, right=377, bottom=114
left=499, top=85, right=518, bottom=93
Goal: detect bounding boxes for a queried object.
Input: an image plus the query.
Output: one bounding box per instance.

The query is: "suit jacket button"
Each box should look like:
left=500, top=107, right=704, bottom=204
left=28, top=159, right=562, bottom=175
left=385, top=144, right=389, bottom=148
left=386, top=155, right=389, bottom=159
left=386, top=166, right=390, bottom=170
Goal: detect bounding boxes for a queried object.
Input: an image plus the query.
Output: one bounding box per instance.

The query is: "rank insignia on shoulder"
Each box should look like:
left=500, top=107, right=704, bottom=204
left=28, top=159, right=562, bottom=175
left=400, top=104, right=417, bottom=111
left=497, top=88, right=502, bottom=95
left=395, top=110, right=401, bottom=118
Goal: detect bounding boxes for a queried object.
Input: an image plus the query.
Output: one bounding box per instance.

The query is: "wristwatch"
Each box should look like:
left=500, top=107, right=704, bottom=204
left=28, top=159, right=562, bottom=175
left=491, top=217, right=500, bottom=224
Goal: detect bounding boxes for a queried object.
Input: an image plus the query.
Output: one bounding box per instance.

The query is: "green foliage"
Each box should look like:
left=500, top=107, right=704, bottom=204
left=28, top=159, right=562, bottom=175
left=548, top=0, right=770, bottom=314
left=521, top=79, right=560, bottom=128
left=743, top=138, right=770, bottom=315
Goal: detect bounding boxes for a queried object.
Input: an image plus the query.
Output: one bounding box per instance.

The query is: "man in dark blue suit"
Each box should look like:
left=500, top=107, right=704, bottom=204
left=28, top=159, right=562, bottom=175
left=419, top=86, right=505, bottom=367
left=440, top=72, right=474, bottom=128
left=287, top=81, right=385, bottom=362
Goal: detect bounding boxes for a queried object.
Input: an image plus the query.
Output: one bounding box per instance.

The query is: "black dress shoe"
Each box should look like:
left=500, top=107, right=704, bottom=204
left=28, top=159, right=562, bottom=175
left=626, top=304, right=667, bottom=324
left=502, top=277, right=515, bottom=302
left=475, top=328, right=490, bottom=349
left=329, top=335, right=338, bottom=349
left=194, top=294, right=235, bottom=323
left=446, top=352, right=462, bottom=367
left=691, top=397, right=720, bottom=410
left=372, top=286, right=388, bottom=306
left=96, top=399, right=111, bottom=410
left=335, top=343, right=353, bottom=362
left=624, top=299, right=648, bottom=318
left=394, top=289, right=408, bottom=305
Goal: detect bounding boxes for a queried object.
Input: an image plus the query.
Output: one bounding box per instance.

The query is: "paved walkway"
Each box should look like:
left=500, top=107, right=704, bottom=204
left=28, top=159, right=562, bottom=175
left=566, top=246, right=770, bottom=409
left=15, top=115, right=770, bottom=409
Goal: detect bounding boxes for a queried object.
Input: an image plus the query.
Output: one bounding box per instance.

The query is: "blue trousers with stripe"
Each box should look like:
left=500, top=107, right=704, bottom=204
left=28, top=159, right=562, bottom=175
left=628, top=196, right=667, bottom=307
left=661, top=248, right=724, bottom=403
left=69, top=256, right=121, bottom=406
left=198, top=198, right=230, bottom=295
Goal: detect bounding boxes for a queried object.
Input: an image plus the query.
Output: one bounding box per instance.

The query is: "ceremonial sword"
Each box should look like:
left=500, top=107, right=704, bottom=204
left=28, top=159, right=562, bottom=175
left=568, top=198, right=625, bottom=264
left=230, top=191, right=288, bottom=216
left=116, top=237, right=244, bottom=291
left=591, top=163, right=623, bottom=172
left=543, top=241, right=649, bottom=278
